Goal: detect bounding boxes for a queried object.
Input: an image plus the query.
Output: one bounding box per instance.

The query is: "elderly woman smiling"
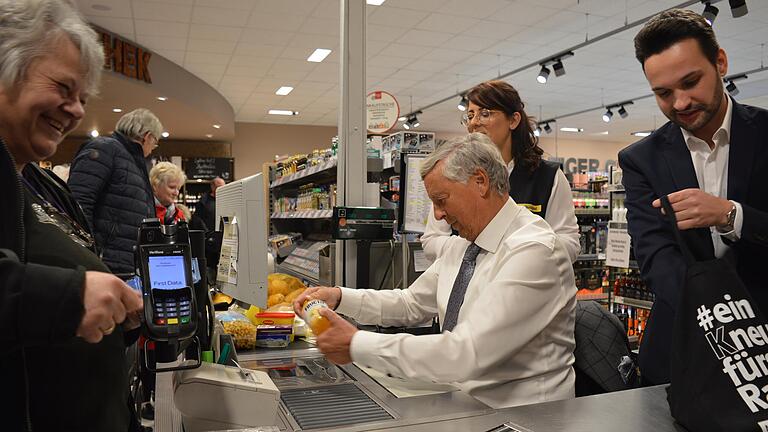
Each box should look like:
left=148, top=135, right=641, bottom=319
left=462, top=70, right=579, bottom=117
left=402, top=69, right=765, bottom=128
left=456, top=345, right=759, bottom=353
left=0, top=1, right=143, bottom=430
left=150, top=161, right=188, bottom=224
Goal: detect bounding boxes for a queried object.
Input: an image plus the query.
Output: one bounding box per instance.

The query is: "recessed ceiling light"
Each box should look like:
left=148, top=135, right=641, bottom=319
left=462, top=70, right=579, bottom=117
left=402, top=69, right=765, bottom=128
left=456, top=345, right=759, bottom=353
left=268, top=109, right=299, bottom=116
left=90, top=129, right=99, bottom=138
left=631, top=131, right=653, bottom=137
left=112, top=108, right=122, bottom=113
left=366, top=0, right=386, bottom=5
left=157, top=96, right=167, bottom=101
left=213, top=124, right=221, bottom=129
left=276, top=86, right=294, bottom=96
left=196, top=179, right=203, bottom=183
left=560, top=127, right=584, bottom=132
left=161, top=132, right=170, bottom=138
left=205, top=134, right=213, bottom=138
left=91, top=4, right=111, bottom=11
left=594, top=131, right=609, bottom=135
left=307, top=48, right=332, bottom=63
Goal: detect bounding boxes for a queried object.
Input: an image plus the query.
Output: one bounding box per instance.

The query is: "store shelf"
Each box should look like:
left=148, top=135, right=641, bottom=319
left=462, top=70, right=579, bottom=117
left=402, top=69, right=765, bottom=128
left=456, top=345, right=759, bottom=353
left=271, top=210, right=333, bottom=219
left=576, top=253, right=606, bottom=262
left=607, top=184, right=625, bottom=193
left=575, top=208, right=611, bottom=216
left=270, top=159, right=337, bottom=189
left=613, top=295, right=653, bottom=309
left=576, top=292, right=610, bottom=301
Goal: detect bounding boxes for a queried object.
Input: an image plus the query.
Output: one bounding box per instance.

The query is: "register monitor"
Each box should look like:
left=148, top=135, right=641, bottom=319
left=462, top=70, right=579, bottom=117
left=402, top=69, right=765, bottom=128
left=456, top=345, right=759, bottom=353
left=215, top=173, right=268, bottom=308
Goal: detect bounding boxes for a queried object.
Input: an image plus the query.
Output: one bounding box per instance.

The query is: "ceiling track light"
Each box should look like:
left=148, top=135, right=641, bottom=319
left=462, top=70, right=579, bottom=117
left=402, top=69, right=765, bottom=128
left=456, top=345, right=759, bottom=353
left=603, top=100, right=633, bottom=122
left=543, top=122, right=553, bottom=134
left=457, top=95, right=468, bottom=111
left=724, top=73, right=748, bottom=96
left=552, top=60, right=566, bottom=77
left=535, top=51, right=574, bottom=84
left=534, top=125, right=541, bottom=137
left=729, top=0, right=748, bottom=18
left=702, top=1, right=719, bottom=25
left=537, top=65, right=551, bottom=84
left=403, top=114, right=419, bottom=129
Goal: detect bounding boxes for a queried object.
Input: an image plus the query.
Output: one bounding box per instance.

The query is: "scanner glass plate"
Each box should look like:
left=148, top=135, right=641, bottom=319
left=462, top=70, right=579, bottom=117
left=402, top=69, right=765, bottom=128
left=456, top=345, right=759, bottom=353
left=240, top=355, right=350, bottom=390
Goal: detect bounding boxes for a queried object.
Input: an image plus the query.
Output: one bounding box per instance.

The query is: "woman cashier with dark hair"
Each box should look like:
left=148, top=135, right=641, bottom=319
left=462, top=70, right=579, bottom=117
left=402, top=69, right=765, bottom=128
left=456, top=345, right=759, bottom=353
left=421, top=80, right=580, bottom=262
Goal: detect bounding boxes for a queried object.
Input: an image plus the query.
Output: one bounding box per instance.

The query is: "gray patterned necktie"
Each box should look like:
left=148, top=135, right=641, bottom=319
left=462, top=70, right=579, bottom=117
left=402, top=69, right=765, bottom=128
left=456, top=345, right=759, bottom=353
left=442, top=243, right=482, bottom=332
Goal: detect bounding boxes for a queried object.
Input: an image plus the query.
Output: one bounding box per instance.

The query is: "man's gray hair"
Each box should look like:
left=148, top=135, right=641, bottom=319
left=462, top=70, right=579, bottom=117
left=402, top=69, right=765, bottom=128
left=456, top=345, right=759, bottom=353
left=0, top=0, right=105, bottom=96
left=420, top=132, right=509, bottom=196
left=116, top=108, right=163, bottom=142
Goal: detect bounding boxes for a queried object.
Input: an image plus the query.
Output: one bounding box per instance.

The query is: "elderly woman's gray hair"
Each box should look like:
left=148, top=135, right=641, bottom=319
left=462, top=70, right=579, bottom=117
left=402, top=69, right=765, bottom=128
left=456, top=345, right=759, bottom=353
left=420, top=133, right=510, bottom=197
left=116, top=108, right=164, bottom=143
left=150, top=161, right=186, bottom=189
left=0, top=0, right=104, bottom=96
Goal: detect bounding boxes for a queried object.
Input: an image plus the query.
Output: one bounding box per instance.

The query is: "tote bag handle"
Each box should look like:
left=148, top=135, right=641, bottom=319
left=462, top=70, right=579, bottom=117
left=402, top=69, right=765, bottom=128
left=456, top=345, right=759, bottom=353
left=659, top=195, right=696, bottom=266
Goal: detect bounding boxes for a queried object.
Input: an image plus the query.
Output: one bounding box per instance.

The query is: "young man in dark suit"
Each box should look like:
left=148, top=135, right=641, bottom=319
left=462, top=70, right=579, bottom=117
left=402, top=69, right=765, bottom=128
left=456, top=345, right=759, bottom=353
left=619, top=9, right=768, bottom=385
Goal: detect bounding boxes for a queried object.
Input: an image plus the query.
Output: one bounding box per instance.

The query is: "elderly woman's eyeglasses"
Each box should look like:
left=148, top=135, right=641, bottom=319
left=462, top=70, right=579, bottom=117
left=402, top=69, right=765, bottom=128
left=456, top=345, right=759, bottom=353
left=461, top=108, right=502, bottom=127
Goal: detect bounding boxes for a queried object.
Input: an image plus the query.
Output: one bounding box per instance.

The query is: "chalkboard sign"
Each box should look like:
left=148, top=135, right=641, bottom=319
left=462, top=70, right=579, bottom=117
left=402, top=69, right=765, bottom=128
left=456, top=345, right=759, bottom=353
left=185, top=157, right=233, bottom=181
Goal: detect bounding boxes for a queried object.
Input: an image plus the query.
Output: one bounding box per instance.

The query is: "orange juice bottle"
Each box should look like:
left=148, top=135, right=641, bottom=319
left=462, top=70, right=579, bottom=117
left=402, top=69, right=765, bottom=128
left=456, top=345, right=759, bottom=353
left=301, top=298, right=331, bottom=335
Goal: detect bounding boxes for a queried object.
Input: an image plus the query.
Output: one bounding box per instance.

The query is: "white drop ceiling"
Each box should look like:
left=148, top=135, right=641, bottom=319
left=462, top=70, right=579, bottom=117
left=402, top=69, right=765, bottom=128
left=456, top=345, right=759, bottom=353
left=74, top=0, right=768, bottom=143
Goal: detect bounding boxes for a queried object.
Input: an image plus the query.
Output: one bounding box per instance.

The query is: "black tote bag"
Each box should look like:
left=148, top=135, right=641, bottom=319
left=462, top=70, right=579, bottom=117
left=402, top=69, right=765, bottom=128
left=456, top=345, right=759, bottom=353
left=662, top=196, right=768, bottom=431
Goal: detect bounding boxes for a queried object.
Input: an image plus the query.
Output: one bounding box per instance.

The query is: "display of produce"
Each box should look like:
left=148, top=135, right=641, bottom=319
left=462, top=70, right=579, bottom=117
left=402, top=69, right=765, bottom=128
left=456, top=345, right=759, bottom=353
left=266, top=273, right=306, bottom=311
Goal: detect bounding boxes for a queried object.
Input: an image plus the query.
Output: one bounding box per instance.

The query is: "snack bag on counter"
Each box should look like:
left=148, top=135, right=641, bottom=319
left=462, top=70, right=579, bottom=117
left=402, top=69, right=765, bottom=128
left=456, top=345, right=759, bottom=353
left=216, top=310, right=256, bottom=350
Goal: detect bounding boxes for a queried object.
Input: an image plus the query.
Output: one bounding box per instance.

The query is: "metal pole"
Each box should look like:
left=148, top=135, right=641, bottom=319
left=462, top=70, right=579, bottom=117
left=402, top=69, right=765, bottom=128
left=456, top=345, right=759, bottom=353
left=336, top=0, right=366, bottom=287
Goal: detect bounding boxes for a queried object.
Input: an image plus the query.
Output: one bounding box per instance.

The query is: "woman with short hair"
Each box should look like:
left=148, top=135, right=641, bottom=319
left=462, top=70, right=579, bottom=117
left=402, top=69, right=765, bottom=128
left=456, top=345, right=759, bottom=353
left=150, top=161, right=187, bottom=224
left=0, top=1, right=143, bottom=430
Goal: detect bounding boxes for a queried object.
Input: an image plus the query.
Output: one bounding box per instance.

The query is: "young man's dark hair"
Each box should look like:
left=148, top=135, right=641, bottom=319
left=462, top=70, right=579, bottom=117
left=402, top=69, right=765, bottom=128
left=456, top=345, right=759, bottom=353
left=634, top=8, right=720, bottom=67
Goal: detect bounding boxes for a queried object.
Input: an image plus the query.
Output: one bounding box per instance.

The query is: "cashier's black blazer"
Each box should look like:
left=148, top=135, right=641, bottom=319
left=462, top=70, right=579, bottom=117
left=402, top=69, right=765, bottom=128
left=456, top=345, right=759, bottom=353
left=618, top=98, right=768, bottom=385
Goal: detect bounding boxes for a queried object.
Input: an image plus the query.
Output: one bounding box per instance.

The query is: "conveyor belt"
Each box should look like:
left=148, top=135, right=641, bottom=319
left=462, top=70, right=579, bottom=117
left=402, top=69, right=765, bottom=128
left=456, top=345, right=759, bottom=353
left=281, top=383, right=393, bottom=430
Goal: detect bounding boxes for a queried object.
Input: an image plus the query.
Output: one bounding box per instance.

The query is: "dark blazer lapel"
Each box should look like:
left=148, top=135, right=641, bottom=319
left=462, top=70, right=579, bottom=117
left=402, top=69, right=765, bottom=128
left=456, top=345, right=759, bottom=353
left=727, top=99, right=756, bottom=202
left=660, top=124, right=699, bottom=191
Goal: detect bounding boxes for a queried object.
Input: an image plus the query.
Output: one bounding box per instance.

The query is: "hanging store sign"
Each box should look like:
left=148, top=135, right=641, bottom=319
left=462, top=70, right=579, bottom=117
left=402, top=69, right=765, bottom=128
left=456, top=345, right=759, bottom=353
left=95, top=28, right=153, bottom=84
left=366, top=91, right=399, bottom=134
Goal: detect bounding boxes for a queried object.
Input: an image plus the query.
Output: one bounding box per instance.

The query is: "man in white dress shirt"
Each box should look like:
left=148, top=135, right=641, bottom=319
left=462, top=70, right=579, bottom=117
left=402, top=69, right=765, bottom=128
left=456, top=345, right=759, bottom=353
left=294, top=133, right=576, bottom=409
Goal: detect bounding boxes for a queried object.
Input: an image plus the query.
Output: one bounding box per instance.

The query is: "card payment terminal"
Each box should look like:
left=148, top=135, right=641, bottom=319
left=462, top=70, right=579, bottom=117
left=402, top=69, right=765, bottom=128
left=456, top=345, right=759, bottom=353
left=136, top=219, right=199, bottom=359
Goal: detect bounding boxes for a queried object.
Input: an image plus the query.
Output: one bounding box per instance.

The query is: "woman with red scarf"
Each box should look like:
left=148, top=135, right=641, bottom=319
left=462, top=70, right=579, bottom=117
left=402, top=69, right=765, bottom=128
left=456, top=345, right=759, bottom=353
left=149, top=161, right=187, bottom=223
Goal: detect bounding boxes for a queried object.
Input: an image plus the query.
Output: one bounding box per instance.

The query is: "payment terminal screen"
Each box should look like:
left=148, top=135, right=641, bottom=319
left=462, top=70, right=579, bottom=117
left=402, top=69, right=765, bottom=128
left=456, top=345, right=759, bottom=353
left=148, top=255, right=187, bottom=290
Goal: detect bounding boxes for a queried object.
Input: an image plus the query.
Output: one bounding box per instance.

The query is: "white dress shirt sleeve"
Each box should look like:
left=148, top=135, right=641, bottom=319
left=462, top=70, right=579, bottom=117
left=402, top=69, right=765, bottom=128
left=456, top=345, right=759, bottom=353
left=419, top=205, right=452, bottom=261
left=545, top=169, right=580, bottom=263
left=347, top=241, right=569, bottom=384
left=336, top=263, right=440, bottom=327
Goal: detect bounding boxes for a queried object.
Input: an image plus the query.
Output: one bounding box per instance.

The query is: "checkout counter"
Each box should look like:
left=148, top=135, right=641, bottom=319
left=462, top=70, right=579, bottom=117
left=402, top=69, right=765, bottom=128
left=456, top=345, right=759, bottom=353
left=171, top=188, right=679, bottom=431
left=157, top=339, right=680, bottom=432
